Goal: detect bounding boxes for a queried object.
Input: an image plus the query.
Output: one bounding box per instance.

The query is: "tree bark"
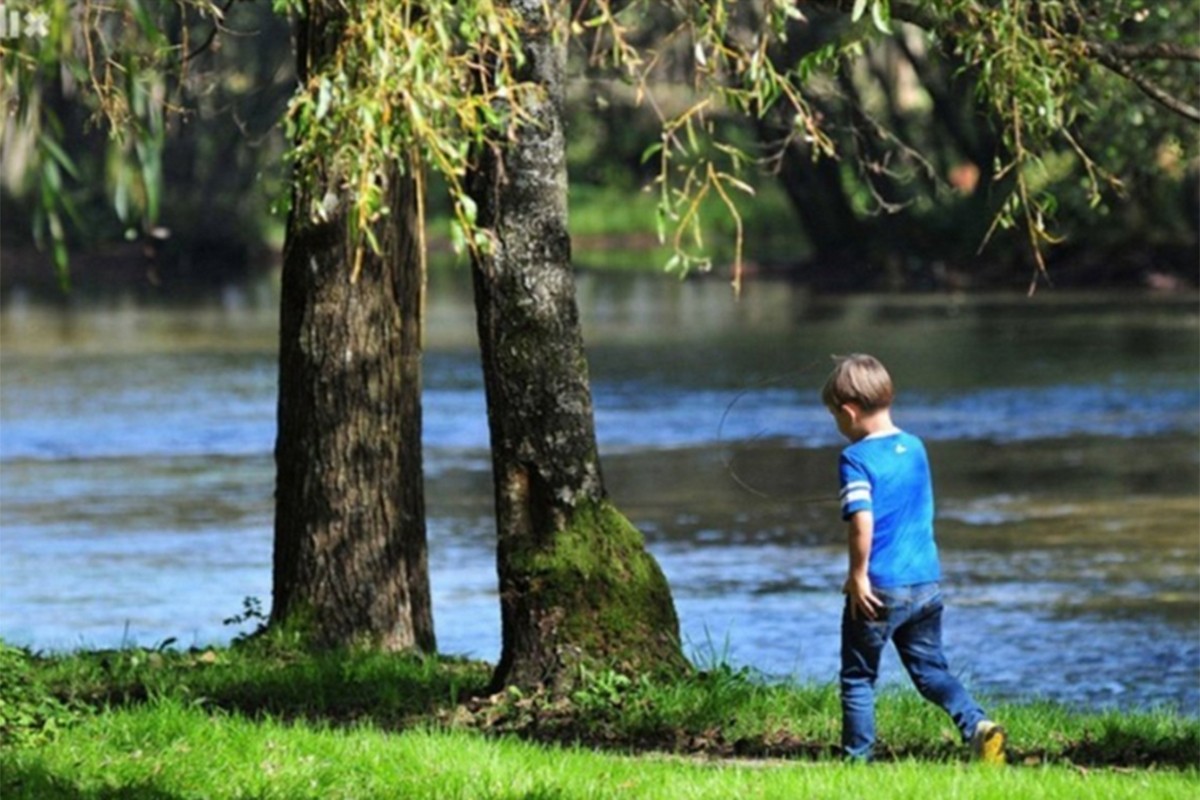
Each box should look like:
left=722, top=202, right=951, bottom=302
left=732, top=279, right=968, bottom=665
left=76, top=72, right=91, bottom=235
left=471, top=0, right=685, bottom=693
left=270, top=2, right=434, bottom=652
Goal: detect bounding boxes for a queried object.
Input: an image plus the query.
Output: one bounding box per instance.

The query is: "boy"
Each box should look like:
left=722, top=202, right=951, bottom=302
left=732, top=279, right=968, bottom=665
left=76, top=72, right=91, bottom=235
left=822, top=354, right=1005, bottom=763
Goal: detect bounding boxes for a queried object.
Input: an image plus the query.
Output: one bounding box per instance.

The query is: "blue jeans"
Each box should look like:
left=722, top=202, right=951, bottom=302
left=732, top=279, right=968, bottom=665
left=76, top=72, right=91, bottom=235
left=841, top=582, right=986, bottom=760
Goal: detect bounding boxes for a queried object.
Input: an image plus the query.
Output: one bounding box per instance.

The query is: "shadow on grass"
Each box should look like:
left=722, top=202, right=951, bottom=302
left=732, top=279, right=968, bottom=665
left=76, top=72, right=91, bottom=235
left=1, top=765, right=182, bottom=800
left=1052, top=724, right=1200, bottom=769
left=58, top=643, right=492, bottom=732
left=202, top=655, right=489, bottom=729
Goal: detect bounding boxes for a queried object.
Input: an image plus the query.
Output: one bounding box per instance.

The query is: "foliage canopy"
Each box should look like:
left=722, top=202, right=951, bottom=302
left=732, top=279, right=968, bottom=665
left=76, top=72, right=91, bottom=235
left=2, top=0, right=1196, bottom=290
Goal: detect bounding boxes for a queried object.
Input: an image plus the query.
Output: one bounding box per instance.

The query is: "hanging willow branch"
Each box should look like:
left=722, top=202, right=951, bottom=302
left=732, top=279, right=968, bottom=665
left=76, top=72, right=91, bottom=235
left=276, top=0, right=544, bottom=275
left=576, top=0, right=838, bottom=293
left=1, top=0, right=228, bottom=284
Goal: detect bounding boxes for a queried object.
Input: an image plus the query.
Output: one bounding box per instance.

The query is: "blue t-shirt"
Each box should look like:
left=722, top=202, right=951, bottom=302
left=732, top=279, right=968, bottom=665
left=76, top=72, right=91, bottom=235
left=838, top=429, right=941, bottom=588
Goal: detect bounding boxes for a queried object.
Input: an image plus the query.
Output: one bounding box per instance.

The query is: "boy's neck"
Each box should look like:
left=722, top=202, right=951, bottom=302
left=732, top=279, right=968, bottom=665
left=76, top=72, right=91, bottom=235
left=852, top=408, right=898, bottom=442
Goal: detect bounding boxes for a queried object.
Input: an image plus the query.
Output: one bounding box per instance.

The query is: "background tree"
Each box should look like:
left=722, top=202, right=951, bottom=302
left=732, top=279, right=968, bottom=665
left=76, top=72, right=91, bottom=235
left=1, top=1, right=293, bottom=289
left=807, top=0, right=1200, bottom=290
left=469, top=0, right=686, bottom=693
left=569, top=0, right=1197, bottom=291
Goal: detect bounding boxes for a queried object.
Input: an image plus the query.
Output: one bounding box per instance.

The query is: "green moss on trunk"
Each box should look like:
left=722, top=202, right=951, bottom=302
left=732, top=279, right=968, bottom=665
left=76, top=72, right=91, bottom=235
left=513, top=500, right=687, bottom=684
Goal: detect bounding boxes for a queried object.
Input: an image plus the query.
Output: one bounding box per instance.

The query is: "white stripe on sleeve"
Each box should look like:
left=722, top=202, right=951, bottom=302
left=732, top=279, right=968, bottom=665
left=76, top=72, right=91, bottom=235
left=839, top=481, right=870, bottom=500
left=841, top=489, right=871, bottom=506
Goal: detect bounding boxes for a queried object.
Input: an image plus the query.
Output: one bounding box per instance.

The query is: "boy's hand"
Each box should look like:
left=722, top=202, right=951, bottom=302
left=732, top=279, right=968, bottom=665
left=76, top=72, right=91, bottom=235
left=844, top=573, right=883, bottom=621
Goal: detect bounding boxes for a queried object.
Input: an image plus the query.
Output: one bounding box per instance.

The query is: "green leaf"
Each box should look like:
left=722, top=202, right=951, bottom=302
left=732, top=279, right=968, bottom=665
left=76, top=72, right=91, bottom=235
left=655, top=204, right=668, bottom=244
left=871, top=0, right=892, bottom=34
left=457, top=194, right=478, bottom=226
left=48, top=212, right=70, bottom=291
left=114, top=178, right=130, bottom=224
left=42, top=162, right=61, bottom=192
left=472, top=229, right=492, bottom=254
left=450, top=220, right=467, bottom=255
left=140, top=146, right=162, bottom=223
left=851, top=0, right=869, bottom=22
left=363, top=224, right=381, bottom=255
left=38, top=134, right=79, bottom=179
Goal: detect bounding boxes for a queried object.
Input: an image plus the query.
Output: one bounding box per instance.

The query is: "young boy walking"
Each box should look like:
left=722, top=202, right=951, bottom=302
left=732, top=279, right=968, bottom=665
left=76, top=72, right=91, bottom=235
left=822, top=354, right=1005, bottom=763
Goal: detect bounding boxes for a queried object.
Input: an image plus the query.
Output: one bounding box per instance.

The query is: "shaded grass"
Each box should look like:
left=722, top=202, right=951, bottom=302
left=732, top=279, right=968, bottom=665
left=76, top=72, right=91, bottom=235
left=482, top=662, right=1198, bottom=768
left=11, top=639, right=490, bottom=732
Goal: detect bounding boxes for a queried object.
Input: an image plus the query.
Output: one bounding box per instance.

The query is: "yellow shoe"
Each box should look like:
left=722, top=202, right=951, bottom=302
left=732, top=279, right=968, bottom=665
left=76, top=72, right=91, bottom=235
left=971, top=721, right=1007, bottom=765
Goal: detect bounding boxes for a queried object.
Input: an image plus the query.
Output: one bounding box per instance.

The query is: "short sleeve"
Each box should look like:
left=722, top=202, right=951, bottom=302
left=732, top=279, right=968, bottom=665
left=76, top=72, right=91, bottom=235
left=838, top=453, right=872, bottom=520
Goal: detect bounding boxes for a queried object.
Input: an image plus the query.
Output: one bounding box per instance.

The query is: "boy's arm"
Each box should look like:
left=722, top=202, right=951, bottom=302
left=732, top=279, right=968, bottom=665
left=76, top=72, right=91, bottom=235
left=844, top=510, right=882, bottom=620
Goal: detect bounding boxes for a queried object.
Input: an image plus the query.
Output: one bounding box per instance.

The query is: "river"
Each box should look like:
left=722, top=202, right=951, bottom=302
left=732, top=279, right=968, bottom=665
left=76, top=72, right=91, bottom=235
left=1, top=275, right=1197, bottom=714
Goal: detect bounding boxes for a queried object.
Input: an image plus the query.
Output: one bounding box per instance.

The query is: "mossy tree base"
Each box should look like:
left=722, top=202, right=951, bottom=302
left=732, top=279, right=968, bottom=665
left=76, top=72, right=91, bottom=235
left=494, top=500, right=687, bottom=693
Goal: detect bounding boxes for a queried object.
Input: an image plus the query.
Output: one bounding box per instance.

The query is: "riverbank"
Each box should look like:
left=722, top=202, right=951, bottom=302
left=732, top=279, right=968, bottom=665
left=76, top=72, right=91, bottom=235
left=2, top=640, right=1196, bottom=798
left=4, top=181, right=1196, bottom=298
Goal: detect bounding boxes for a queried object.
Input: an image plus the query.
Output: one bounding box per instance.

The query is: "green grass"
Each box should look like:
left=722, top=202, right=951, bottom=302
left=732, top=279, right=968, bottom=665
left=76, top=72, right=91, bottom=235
left=565, top=182, right=809, bottom=272
left=1, top=639, right=490, bottom=738
left=2, top=641, right=1196, bottom=799
left=422, top=182, right=809, bottom=274
left=4, top=703, right=1195, bottom=800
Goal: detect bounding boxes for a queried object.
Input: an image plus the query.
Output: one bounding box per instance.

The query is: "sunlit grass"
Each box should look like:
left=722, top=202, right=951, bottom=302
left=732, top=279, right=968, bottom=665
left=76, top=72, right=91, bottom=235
left=3, top=701, right=1195, bottom=800
left=566, top=182, right=809, bottom=272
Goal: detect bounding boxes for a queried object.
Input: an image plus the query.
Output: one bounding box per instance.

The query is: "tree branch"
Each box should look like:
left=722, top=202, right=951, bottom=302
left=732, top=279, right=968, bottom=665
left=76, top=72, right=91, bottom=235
left=1089, top=48, right=1200, bottom=123
left=805, top=1, right=1200, bottom=123
left=803, top=0, right=938, bottom=30
left=185, top=0, right=239, bottom=63
left=1092, top=42, right=1200, bottom=62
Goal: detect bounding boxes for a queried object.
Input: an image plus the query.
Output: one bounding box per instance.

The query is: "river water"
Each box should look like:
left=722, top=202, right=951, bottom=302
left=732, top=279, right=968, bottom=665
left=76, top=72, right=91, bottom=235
left=1, top=276, right=1197, bottom=714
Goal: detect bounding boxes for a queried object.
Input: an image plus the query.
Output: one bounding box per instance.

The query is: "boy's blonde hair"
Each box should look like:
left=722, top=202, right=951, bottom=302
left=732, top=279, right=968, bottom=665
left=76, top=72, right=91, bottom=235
left=821, top=354, right=895, bottom=412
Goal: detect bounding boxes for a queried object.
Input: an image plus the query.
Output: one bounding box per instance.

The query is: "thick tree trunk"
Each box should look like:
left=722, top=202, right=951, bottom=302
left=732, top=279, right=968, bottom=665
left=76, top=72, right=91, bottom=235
left=471, top=0, right=685, bottom=693
left=270, top=3, right=434, bottom=652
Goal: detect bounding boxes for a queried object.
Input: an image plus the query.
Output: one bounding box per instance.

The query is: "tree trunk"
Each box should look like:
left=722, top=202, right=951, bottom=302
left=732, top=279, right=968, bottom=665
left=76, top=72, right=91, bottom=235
left=470, top=0, right=685, bottom=693
left=270, top=3, right=434, bottom=652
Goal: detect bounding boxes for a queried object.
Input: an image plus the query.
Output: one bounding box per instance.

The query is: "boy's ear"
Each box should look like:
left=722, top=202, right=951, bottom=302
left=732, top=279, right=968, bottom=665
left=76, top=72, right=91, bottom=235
left=840, top=402, right=862, bottom=422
